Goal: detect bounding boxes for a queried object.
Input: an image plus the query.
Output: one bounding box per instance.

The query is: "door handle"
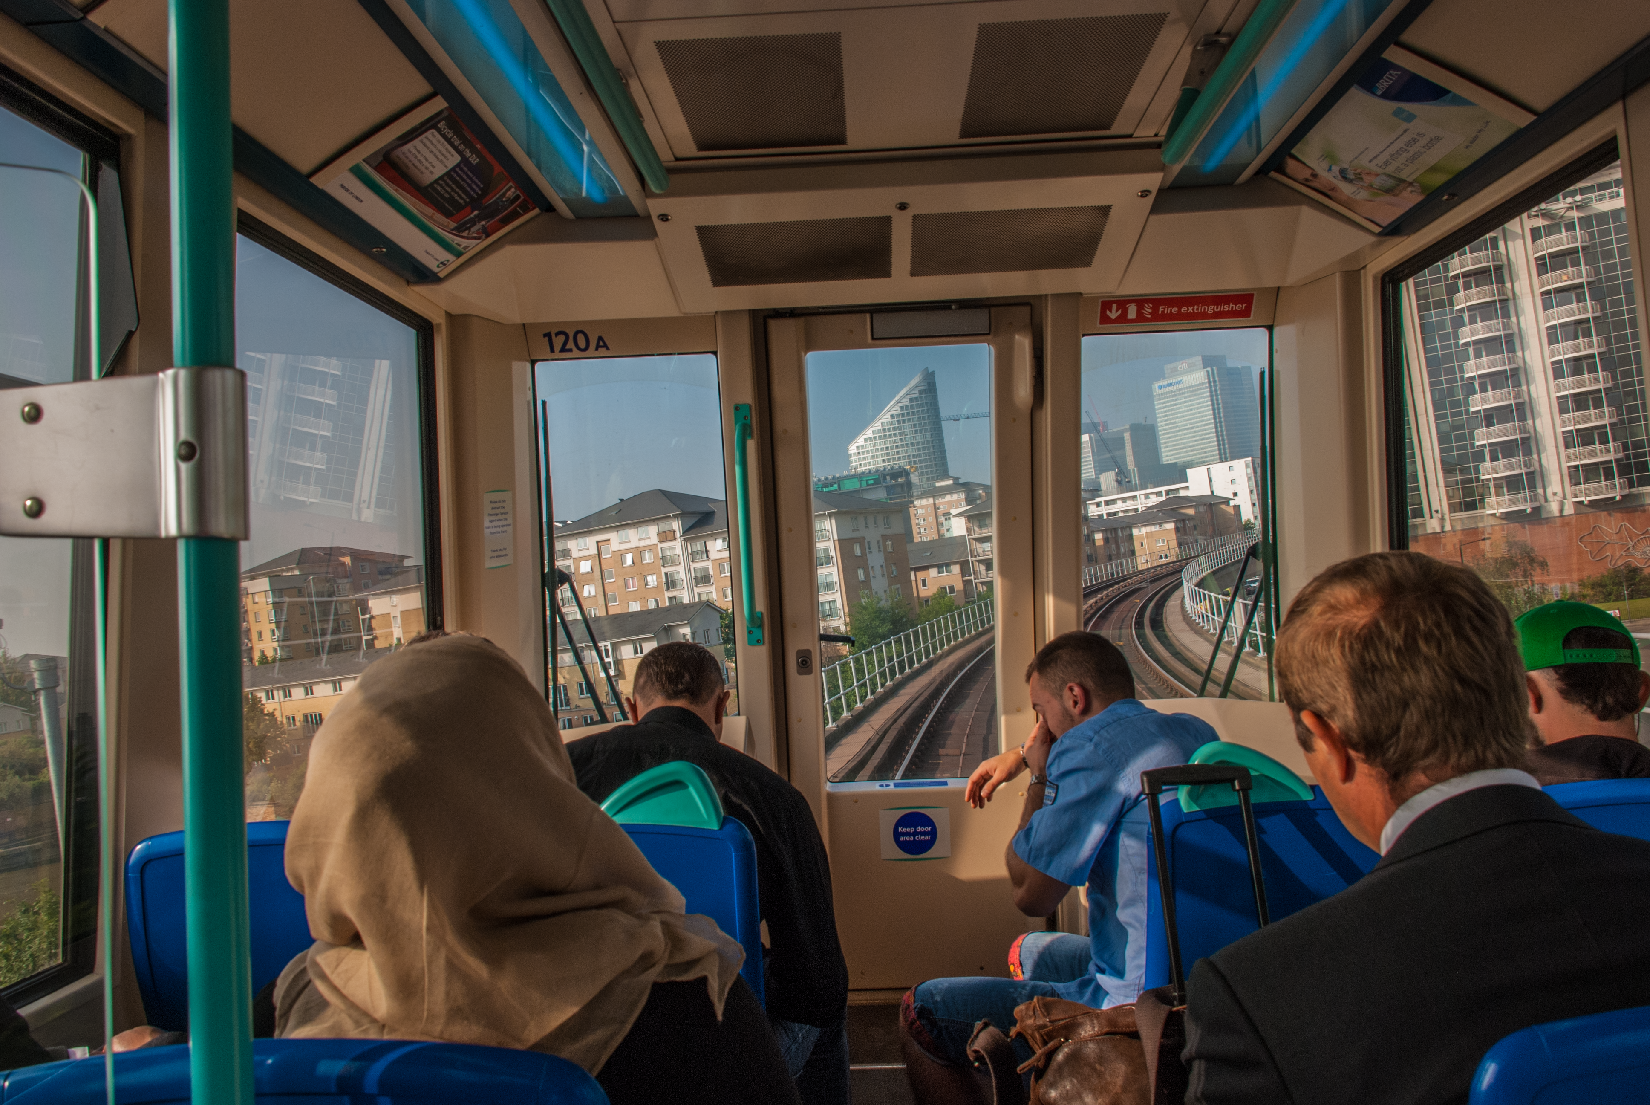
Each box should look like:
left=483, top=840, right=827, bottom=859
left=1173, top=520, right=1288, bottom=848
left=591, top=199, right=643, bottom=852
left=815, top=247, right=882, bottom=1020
left=733, top=404, right=765, bottom=646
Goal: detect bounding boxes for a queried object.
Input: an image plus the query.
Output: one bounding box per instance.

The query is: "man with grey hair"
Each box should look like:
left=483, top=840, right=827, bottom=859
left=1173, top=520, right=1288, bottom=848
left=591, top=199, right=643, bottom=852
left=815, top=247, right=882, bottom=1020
left=1184, top=552, right=1650, bottom=1104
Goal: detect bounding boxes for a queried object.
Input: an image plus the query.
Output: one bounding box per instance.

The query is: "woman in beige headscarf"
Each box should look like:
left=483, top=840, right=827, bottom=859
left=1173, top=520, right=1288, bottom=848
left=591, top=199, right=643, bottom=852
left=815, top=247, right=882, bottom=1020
left=274, top=633, right=797, bottom=1105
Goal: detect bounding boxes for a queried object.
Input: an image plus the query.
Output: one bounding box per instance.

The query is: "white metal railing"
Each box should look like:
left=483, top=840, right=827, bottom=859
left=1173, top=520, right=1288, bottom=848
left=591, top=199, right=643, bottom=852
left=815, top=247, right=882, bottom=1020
left=1458, top=319, right=1514, bottom=343
left=1461, top=353, right=1520, bottom=377
left=1544, top=301, right=1602, bottom=325
left=819, top=599, right=994, bottom=730
left=1474, top=421, right=1530, bottom=444
left=1468, top=386, right=1523, bottom=411
left=1447, top=249, right=1502, bottom=275
left=1552, top=371, right=1612, bottom=395
left=1571, top=478, right=1626, bottom=501
left=1538, top=266, right=1592, bottom=290
left=283, top=412, right=334, bottom=435
left=1531, top=230, right=1589, bottom=257
left=277, top=445, right=328, bottom=468
left=291, top=383, right=338, bottom=404
left=1560, top=407, right=1617, bottom=430
left=1454, top=284, right=1509, bottom=309
left=1550, top=336, right=1606, bottom=358
left=1565, top=442, right=1623, bottom=464
left=1181, top=542, right=1268, bottom=659
left=1481, top=456, right=1535, bottom=477
left=1483, top=490, right=1542, bottom=511
left=1080, top=533, right=1246, bottom=588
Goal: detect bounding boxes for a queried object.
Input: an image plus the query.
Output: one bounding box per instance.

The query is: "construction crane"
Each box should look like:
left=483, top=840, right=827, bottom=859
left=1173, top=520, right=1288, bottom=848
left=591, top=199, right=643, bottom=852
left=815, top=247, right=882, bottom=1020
left=939, top=411, right=990, bottom=422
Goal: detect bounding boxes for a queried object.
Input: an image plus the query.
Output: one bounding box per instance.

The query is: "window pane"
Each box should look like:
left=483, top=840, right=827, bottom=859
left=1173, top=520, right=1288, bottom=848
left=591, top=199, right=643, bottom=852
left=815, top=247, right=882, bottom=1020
left=1080, top=329, right=1268, bottom=698
left=1402, top=160, right=1650, bottom=628
left=236, top=234, right=431, bottom=821
left=809, top=347, right=995, bottom=784
left=0, top=105, right=84, bottom=386
left=536, top=355, right=739, bottom=731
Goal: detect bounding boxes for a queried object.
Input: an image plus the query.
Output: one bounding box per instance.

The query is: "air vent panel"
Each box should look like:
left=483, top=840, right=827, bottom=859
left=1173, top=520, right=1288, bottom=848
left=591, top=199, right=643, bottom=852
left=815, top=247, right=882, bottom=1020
left=696, top=216, right=892, bottom=286
left=910, top=206, right=1111, bottom=277
left=959, top=14, right=1169, bottom=138
left=656, top=33, right=848, bottom=151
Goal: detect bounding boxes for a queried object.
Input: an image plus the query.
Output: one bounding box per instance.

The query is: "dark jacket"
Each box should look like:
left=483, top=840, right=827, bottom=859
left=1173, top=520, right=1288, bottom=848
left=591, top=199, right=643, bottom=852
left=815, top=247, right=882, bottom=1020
left=1525, top=735, right=1650, bottom=784
left=1183, top=784, right=1650, bottom=1105
left=568, top=707, right=849, bottom=1028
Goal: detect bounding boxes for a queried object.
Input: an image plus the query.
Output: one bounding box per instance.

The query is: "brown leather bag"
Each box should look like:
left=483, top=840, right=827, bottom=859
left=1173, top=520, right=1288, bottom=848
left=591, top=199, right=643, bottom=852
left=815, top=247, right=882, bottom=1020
left=1011, top=997, right=1149, bottom=1105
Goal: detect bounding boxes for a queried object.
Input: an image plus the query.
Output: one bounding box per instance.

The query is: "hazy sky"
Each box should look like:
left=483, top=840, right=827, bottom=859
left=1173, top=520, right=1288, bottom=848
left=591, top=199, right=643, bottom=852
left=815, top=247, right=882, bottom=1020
left=1082, top=328, right=1270, bottom=429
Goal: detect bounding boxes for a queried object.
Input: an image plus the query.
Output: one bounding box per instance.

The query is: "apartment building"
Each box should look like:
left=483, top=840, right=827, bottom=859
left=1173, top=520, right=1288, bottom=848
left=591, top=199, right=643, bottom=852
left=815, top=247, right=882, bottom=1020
left=245, top=652, right=377, bottom=736
left=240, top=546, right=414, bottom=663
left=552, top=601, right=724, bottom=732
left=907, top=478, right=989, bottom=542
left=813, top=490, right=912, bottom=634
left=553, top=490, right=735, bottom=620
left=955, top=497, right=992, bottom=587
left=1088, top=494, right=1238, bottom=566
left=847, top=368, right=951, bottom=488
left=1185, top=458, right=1260, bottom=525
left=359, top=582, right=426, bottom=649
left=908, top=535, right=976, bottom=604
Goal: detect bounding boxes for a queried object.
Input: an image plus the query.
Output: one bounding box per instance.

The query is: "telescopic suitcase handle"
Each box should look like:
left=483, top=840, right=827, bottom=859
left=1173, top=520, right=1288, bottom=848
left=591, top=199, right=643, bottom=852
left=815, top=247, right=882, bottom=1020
left=1141, top=765, right=1272, bottom=1005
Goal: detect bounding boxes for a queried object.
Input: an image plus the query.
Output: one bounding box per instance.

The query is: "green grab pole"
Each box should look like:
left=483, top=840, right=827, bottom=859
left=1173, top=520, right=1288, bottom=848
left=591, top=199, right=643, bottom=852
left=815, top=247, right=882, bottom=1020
left=732, top=404, right=764, bottom=646
left=1197, top=544, right=1255, bottom=696
left=1161, top=0, right=1299, bottom=167
left=169, top=3, right=254, bottom=1105
left=541, top=0, right=670, bottom=194
left=1219, top=561, right=1269, bottom=700
left=1256, top=371, right=1278, bottom=701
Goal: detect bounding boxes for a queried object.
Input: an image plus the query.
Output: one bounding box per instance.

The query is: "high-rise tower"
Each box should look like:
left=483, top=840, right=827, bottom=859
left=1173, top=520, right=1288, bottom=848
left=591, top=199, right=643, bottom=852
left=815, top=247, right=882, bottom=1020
left=848, top=368, right=951, bottom=488
left=1152, top=355, right=1261, bottom=468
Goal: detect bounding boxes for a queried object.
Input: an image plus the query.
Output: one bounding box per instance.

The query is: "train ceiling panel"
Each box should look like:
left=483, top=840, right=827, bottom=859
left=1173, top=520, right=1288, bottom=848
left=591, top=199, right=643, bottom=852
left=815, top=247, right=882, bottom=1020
left=648, top=148, right=1162, bottom=311
left=87, top=0, right=434, bottom=176
left=609, top=0, right=1214, bottom=159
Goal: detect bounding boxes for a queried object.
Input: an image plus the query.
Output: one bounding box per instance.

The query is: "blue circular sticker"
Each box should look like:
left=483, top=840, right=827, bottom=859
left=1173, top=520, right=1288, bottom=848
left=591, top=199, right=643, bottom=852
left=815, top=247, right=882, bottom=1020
left=892, top=811, right=939, bottom=856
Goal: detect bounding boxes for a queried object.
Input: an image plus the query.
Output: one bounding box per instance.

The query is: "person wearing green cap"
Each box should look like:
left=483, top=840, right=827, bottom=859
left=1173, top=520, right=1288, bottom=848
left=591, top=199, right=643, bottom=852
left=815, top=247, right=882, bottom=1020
left=1516, top=600, right=1650, bottom=784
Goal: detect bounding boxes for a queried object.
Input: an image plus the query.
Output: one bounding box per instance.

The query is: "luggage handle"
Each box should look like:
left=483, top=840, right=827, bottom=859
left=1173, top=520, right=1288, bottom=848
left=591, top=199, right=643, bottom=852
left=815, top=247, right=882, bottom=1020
left=1141, top=765, right=1271, bottom=1005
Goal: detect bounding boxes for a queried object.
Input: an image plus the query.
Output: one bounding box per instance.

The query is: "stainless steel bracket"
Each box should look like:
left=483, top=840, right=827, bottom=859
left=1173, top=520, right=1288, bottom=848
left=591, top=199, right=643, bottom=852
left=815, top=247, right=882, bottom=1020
left=0, top=367, right=248, bottom=539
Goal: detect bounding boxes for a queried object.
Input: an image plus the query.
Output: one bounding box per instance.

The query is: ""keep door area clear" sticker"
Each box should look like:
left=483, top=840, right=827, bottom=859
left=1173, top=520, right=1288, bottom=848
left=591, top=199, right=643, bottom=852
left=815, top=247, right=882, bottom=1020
left=878, top=806, right=952, bottom=861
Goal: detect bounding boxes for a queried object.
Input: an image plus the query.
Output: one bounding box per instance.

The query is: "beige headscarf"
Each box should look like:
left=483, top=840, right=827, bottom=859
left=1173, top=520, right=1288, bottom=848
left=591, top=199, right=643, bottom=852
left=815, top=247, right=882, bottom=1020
left=274, top=633, right=743, bottom=1073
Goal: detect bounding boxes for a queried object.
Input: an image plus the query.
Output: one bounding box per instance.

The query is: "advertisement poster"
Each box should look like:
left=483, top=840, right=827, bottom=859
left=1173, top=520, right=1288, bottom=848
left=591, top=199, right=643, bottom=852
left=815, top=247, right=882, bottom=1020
left=313, top=99, right=537, bottom=275
left=1272, top=52, right=1527, bottom=231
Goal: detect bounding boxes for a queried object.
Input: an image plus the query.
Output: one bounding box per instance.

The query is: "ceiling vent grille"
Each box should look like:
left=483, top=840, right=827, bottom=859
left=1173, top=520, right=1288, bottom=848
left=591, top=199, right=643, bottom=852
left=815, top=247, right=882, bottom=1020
left=696, top=216, right=892, bottom=286
left=656, top=33, right=848, bottom=151
left=910, top=206, right=1111, bottom=276
left=958, top=14, right=1168, bottom=138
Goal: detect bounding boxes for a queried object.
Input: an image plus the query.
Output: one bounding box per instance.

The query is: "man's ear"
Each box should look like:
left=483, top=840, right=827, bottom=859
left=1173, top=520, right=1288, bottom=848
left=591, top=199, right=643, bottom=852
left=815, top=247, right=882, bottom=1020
left=1066, top=681, right=1090, bottom=718
left=1638, top=670, right=1650, bottom=712
left=1526, top=672, right=1546, bottom=716
left=1300, top=710, right=1356, bottom=784
left=623, top=695, right=640, bottom=721
left=715, top=689, right=730, bottom=723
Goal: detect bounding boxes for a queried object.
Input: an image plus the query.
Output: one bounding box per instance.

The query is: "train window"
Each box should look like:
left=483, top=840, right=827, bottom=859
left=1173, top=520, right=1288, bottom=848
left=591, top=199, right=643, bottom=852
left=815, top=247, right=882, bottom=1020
left=236, top=224, right=437, bottom=821
left=535, top=354, right=740, bottom=729
left=1395, top=157, right=1648, bottom=628
left=1080, top=328, right=1272, bottom=699
left=808, top=346, right=996, bottom=783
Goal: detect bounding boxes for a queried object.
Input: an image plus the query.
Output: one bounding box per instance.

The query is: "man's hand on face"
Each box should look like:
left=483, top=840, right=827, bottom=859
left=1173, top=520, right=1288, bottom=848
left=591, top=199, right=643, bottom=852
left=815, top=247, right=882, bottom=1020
left=1023, top=715, right=1054, bottom=777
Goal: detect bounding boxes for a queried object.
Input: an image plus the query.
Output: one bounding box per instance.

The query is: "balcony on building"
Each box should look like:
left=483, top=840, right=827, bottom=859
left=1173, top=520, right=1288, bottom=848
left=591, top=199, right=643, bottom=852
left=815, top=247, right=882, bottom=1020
left=1551, top=370, right=1613, bottom=395
left=1537, top=266, right=1593, bottom=291
left=1550, top=336, right=1607, bottom=359
left=1559, top=407, right=1618, bottom=430
left=1453, top=284, right=1510, bottom=310
left=1458, top=318, right=1515, bottom=345
left=1480, top=455, right=1535, bottom=477
left=1570, top=478, right=1626, bottom=501
left=1483, top=490, right=1542, bottom=512
left=1530, top=229, right=1590, bottom=258
left=1461, top=353, right=1520, bottom=378
left=1564, top=441, right=1624, bottom=465
left=1447, top=249, right=1502, bottom=276
left=1543, top=301, right=1603, bottom=325
left=1468, top=386, right=1524, bottom=411
left=1473, top=421, right=1530, bottom=445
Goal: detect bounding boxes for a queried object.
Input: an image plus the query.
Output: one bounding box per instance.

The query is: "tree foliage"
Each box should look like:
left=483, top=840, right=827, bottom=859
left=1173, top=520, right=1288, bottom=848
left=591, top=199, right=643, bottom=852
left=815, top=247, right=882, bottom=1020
left=0, top=881, right=59, bottom=987
left=243, top=691, right=285, bottom=767
left=719, top=606, right=736, bottom=661
left=916, top=590, right=957, bottom=623
left=1465, top=538, right=1551, bottom=618
left=847, top=592, right=916, bottom=654
left=0, top=651, right=36, bottom=713
left=1573, top=564, right=1650, bottom=605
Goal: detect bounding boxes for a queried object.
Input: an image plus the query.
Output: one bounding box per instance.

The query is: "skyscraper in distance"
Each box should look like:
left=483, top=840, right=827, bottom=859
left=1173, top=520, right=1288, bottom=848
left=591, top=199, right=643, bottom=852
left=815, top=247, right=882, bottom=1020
left=1152, top=355, right=1260, bottom=468
left=848, top=368, right=951, bottom=488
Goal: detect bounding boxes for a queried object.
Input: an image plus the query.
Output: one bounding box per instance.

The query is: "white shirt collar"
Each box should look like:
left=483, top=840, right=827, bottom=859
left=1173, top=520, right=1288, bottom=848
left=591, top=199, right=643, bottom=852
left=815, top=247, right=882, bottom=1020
left=1378, top=768, right=1541, bottom=855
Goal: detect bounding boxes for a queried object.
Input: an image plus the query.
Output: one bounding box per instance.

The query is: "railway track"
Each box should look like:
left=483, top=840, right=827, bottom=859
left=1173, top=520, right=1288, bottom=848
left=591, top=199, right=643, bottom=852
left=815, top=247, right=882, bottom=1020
left=1083, top=563, right=1199, bottom=698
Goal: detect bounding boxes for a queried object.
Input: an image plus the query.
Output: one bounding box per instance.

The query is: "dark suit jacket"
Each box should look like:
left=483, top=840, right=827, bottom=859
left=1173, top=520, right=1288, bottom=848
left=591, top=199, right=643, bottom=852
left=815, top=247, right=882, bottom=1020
left=1183, top=784, right=1650, bottom=1105
left=568, top=707, right=849, bottom=1029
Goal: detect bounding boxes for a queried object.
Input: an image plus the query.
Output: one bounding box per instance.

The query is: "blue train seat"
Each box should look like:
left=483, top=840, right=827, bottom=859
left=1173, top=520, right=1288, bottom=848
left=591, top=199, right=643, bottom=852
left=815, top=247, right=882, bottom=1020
left=0, top=1039, right=607, bottom=1104
left=1469, top=1003, right=1650, bottom=1104
left=125, top=821, right=311, bottom=1031
left=1144, top=787, right=1379, bottom=990
left=1544, top=778, right=1650, bottom=841
left=622, top=818, right=765, bottom=1007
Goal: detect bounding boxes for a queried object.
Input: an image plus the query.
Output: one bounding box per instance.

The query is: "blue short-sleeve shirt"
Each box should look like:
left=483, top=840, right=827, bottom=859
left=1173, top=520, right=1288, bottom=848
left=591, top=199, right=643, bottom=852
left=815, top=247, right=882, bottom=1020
left=1010, top=699, right=1214, bottom=1008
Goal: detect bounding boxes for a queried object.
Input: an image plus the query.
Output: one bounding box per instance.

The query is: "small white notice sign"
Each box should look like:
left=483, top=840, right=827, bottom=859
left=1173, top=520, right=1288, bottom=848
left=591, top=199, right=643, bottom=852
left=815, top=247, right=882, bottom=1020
left=484, top=489, right=512, bottom=570
left=878, top=806, right=951, bottom=861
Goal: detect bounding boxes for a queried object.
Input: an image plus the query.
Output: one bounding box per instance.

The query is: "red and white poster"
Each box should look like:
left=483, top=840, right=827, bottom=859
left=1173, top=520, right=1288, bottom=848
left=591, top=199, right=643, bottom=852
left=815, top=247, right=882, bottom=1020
left=1096, top=293, right=1255, bottom=327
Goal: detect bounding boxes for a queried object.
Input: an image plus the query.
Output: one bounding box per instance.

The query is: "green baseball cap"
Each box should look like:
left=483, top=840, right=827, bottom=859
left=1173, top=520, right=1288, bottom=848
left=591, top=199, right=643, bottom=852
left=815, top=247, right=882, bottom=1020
left=1514, top=600, right=1641, bottom=671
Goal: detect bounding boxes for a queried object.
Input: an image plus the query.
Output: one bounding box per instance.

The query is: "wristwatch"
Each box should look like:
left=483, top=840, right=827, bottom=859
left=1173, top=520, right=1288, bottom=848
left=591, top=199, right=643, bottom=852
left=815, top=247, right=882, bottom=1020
left=1029, top=771, right=1047, bottom=785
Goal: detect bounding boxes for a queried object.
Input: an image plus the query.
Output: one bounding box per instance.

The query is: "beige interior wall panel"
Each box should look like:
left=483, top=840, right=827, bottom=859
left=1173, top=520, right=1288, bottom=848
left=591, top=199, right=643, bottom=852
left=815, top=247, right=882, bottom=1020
left=444, top=316, right=546, bottom=689
left=1140, top=699, right=1312, bottom=781
left=1273, top=271, right=1370, bottom=608
left=1120, top=178, right=1374, bottom=293
left=1036, top=294, right=1083, bottom=643
left=1398, top=0, right=1650, bottom=115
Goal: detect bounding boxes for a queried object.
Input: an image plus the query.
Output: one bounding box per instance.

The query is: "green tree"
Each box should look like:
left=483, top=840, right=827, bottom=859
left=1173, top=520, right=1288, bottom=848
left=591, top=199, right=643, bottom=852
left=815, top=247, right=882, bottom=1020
left=848, top=592, right=916, bottom=654
left=1574, top=564, right=1650, bottom=605
left=1466, top=538, right=1551, bottom=618
left=719, top=606, right=736, bottom=660
left=0, top=881, right=59, bottom=987
left=243, top=691, right=285, bottom=766
left=916, top=590, right=957, bottom=623
left=0, top=651, right=36, bottom=713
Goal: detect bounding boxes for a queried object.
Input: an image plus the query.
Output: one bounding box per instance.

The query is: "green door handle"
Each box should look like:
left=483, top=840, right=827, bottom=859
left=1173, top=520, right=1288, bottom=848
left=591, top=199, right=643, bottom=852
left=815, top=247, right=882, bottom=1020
left=733, top=404, right=764, bottom=646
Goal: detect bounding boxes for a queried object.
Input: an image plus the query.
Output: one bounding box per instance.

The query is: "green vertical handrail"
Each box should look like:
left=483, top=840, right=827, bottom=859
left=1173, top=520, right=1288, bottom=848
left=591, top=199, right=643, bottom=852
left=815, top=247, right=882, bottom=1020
left=541, top=0, right=670, bottom=195
left=1197, top=543, right=1256, bottom=696
left=732, top=404, right=764, bottom=647
left=1256, top=369, right=1278, bottom=700
left=169, top=2, right=254, bottom=1105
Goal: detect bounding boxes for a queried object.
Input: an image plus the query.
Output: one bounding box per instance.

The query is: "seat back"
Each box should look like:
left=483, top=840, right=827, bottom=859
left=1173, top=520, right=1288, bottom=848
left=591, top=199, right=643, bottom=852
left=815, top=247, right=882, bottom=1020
left=125, top=821, right=311, bottom=1031
left=622, top=818, right=764, bottom=1006
left=1180, top=742, right=1313, bottom=812
left=601, top=761, right=724, bottom=830
left=1469, top=1003, right=1650, bottom=1104
left=1544, top=778, right=1650, bottom=841
left=1143, top=788, right=1378, bottom=990
left=0, top=1039, right=607, bottom=1103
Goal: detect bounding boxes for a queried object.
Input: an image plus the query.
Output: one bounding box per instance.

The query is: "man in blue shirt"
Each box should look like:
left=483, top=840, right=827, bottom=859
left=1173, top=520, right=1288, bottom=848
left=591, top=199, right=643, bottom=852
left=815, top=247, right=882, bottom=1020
left=900, top=631, right=1214, bottom=1104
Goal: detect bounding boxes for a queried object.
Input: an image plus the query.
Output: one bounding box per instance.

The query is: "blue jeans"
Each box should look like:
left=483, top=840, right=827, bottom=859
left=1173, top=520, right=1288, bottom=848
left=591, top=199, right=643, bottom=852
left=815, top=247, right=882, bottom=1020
left=903, top=932, right=1093, bottom=1069
left=769, top=1014, right=849, bottom=1105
